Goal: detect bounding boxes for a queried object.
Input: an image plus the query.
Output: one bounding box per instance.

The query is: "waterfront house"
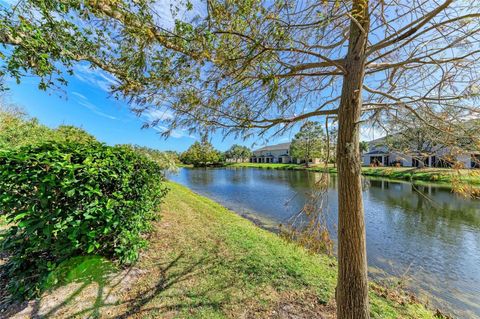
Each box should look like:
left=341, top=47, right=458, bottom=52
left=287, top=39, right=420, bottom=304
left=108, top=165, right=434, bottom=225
left=250, top=142, right=321, bottom=164
left=363, top=136, right=480, bottom=168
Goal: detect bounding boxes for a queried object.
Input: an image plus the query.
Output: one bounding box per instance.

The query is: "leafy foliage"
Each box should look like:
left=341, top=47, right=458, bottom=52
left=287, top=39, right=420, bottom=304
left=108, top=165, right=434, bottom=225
left=180, top=140, right=222, bottom=167
left=225, top=144, right=251, bottom=162
left=0, top=105, right=97, bottom=148
left=54, top=125, right=97, bottom=144
left=359, top=141, right=369, bottom=154
left=0, top=105, right=53, bottom=148
left=0, top=141, right=168, bottom=299
left=119, top=144, right=178, bottom=172
left=290, top=121, right=326, bottom=166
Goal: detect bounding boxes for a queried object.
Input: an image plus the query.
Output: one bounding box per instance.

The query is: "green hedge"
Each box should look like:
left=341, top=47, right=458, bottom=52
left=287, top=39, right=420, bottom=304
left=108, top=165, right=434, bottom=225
left=0, top=141, right=168, bottom=299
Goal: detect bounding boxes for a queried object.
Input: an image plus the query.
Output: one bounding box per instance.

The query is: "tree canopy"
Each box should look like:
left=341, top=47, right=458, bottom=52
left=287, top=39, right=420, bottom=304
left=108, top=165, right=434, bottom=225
left=359, top=141, right=369, bottom=155
left=1, top=1, right=478, bottom=140
left=290, top=121, right=326, bottom=166
left=225, top=144, right=251, bottom=162
left=180, top=139, right=221, bottom=166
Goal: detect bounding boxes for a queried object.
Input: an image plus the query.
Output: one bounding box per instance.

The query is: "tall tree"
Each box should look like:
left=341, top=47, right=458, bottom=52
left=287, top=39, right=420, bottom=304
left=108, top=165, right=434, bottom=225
left=180, top=139, right=221, bottom=167
left=382, top=110, right=480, bottom=167
left=2, top=1, right=480, bottom=317
left=225, top=144, right=251, bottom=162
left=290, top=121, right=326, bottom=167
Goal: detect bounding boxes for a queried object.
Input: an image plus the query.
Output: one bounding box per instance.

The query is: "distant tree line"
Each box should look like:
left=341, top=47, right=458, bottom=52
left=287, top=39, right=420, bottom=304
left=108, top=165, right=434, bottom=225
left=179, top=140, right=253, bottom=167
left=179, top=122, right=345, bottom=167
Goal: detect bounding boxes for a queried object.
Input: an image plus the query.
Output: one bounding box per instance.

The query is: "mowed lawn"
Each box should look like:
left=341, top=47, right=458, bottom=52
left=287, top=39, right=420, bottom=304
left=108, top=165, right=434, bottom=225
left=3, top=182, right=440, bottom=318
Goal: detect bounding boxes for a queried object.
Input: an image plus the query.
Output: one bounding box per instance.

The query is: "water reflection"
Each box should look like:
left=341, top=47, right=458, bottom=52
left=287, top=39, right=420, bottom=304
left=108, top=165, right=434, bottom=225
left=169, top=168, right=480, bottom=318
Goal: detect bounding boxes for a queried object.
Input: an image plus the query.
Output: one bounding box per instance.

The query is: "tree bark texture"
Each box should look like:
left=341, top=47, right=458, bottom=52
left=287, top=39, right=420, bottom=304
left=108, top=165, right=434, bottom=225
left=335, top=0, right=370, bottom=318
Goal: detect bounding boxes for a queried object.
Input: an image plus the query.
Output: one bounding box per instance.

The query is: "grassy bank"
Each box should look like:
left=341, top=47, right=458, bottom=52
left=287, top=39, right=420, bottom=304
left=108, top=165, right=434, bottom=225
left=227, top=162, right=480, bottom=185
left=3, top=182, right=440, bottom=318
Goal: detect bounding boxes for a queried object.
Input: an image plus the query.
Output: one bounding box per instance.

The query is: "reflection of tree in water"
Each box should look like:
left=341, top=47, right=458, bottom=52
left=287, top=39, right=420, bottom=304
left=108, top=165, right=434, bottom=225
left=227, top=168, right=249, bottom=184
left=187, top=168, right=214, bottom=185
left=286, top=171, right=323, bottom=189
left=280, top=172, right=333, bottom=255
left=367, top=179, right=480, bottom=235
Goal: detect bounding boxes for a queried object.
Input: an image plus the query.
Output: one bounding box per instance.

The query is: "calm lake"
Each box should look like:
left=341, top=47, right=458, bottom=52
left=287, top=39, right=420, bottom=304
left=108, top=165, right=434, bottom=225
left=169, top=167, right=480, bottom=318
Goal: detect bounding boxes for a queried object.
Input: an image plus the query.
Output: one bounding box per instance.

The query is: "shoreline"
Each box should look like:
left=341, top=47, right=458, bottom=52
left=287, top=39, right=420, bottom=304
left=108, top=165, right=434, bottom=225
left=166, top=182, right=452, bottom=318
left=2, top=182, right=445, bottom=318
left=221, top=163, right=480, bottom=186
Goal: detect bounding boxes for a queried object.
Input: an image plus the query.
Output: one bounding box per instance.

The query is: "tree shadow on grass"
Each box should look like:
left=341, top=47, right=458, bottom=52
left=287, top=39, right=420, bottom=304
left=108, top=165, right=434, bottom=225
left=3, top=250, right=233, bottom=318
left=113, top=252, right=230, bottom=318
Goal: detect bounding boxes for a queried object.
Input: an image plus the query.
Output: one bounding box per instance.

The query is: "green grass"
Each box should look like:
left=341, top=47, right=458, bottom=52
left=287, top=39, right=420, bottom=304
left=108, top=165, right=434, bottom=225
left=122, top=182, right=439, bottom=318
left=360, top=167, right=480, bottom=185
left=228, top=162, right=480, bottom=185
left=177, top=163, right=194, bottom=168
left=2, top=183, right=441, bottom=318
left=0, top=215, right=6, bottom=226
left=43, top=256, right=117, bottom=291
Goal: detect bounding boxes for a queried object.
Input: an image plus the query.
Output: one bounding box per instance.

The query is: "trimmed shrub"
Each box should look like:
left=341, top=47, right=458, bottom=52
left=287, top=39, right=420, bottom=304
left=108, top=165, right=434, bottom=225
left=0, top=141, right=168, bottom=299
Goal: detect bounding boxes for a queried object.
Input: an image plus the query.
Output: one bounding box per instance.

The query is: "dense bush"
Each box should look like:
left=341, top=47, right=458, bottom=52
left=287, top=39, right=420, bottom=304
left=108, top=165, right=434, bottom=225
left=0, top=141, right=168, bottom=299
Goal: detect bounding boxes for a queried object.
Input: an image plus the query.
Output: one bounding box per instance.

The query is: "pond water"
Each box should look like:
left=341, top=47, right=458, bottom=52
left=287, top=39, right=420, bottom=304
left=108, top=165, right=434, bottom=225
left=169, top=167, right=480, bottom=318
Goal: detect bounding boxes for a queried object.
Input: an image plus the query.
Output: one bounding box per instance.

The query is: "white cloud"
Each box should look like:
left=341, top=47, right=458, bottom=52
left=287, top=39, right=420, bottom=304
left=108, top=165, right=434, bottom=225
left=142, top=108, right=175, bottom=122
left=71, top=91, right=87, bottom=100
left=73, top=64, right=117, bottom=92
left=152, top=125, right=195, bottom=139
left=360, top=125, right=386, bottom=142
left=77, top=97, right=117, bottom=120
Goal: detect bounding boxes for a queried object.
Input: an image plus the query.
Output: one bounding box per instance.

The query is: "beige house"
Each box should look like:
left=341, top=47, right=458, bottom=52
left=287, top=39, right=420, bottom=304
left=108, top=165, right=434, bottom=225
left=362, top=137, right=480, bottom=168
left=250, top=142, right=321, bottom=164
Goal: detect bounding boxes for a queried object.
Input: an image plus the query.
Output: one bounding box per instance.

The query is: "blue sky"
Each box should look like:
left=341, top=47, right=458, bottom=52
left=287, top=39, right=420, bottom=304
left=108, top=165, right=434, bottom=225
left=1, top=0, right=378, bottom=152
left=4, top=67, right=282, bottom=152
left=3, top=57, right=376, bottom=152
left=0, top=0, right=300, bottom=152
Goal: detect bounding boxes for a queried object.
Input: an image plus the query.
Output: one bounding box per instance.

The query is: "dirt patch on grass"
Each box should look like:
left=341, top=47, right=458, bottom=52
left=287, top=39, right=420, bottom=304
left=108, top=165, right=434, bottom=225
left=237, top=290, right=336, bottom=319
left=2, top=266, right=147, bottom=319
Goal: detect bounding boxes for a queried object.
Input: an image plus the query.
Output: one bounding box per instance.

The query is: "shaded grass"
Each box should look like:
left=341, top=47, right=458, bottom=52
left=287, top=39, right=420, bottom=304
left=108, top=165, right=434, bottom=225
left=228, top=162, right=480, bottom=185
left=2, top=182, right=442, bottom=318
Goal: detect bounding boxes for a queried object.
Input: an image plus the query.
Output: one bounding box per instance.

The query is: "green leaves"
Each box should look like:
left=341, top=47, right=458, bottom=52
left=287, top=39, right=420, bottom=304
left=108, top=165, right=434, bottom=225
left=0, top=141, right=169, bottom=300
left=225, top=144, right=252, bottom=162
left=290, top=121, right=327, bottom=164
left=180, top=140, right=223, bottom=167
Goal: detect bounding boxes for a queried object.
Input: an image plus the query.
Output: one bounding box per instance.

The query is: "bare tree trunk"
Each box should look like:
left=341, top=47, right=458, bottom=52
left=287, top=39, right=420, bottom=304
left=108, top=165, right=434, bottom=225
left=336, top=1, right=370, bottom=318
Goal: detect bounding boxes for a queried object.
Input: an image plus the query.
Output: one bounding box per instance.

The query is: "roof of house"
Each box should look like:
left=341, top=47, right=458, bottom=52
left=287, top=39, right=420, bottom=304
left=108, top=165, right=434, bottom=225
left=364, top=150, right=388, bottom=155
left=366, top=136, right=388, bottom=146
left=253, top=142, right=291, bottom=152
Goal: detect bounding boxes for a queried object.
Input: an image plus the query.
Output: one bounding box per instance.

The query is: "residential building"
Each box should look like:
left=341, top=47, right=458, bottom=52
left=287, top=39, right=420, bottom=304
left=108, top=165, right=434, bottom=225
left=362, top=137, right=480, bottom=168
left=250, top=142, right=321, bottom=164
